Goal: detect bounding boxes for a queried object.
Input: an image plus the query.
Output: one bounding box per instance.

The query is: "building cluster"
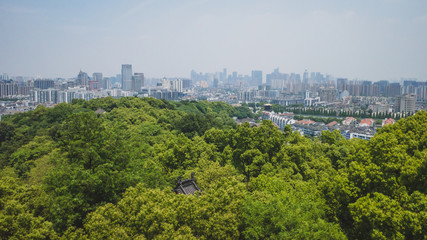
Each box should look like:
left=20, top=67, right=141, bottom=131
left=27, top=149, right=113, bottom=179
left=262, top=111, right=396, bottom=141
left=1, top=67, right=426, bottom=117
left=139, top=77, right=192, bottom=100
left=0, top=65, right=174, bottom=105
left=336, top=78, right=427, bottom=100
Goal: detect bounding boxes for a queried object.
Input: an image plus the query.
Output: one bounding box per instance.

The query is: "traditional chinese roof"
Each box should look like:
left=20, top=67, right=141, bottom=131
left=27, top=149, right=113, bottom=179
left=174, top=173, right=201, bottom=195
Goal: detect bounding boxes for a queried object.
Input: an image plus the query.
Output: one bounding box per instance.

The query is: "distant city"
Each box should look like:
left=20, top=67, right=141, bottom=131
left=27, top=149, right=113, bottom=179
left=1, top=65, right=426, bottom=120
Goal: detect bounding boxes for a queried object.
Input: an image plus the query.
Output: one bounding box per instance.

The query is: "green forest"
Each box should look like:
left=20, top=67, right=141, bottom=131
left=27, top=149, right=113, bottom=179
left=0, top=97, right=426, bottom=239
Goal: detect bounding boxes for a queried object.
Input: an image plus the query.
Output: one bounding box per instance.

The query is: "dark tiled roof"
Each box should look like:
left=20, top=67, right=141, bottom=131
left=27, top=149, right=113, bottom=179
left=174, top=173, right=201, bottom=195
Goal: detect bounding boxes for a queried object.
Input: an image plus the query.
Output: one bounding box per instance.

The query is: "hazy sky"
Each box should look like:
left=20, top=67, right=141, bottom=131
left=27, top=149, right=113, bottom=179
left=1, top=0, right=427, bottom=81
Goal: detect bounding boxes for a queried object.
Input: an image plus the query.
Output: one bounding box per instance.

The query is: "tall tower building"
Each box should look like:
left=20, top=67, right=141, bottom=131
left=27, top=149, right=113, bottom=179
left=251, top=70, right=263, bottom=87
left=92, top=73, right=103, bottom=82
left=76, top=70, right=89, bottom=87
left=319, top=87, right=338, bottom=103
left=34, top=79, right=54, bottom=89
left=121, top=64, right=132, bottom=91
left=161, top=77, right=171, bottom=89
left=336, top=78, right=348, bottom=92
left=386, top=83, right=401, bottom=97
left=171, top=79, right=183, bottom=92
left=90, top=72, right=102, bottom=90
left=133, top=73, right=144, bottom=92
left=303, top=70, right=309, bottom=90
left=102, top=77, right=111, bottom=90
left=1, top=73, right=9, bottom=81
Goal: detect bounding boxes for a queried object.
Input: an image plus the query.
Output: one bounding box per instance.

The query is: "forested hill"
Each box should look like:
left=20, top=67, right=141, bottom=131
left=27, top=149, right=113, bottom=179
left=0, top=97, right=426, bottom=239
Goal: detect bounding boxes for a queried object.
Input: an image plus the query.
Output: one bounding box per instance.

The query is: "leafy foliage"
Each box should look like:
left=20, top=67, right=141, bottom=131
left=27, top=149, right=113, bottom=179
left=0, top=97, right=426, bottom=239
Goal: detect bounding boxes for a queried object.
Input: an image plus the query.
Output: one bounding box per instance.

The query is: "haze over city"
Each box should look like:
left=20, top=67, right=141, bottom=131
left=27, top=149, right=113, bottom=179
left=1, top=0, right=427, bottom=80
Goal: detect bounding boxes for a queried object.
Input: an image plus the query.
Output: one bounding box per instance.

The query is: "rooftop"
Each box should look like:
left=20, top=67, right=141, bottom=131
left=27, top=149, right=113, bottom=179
left=174, top=173, right=201, bottom=195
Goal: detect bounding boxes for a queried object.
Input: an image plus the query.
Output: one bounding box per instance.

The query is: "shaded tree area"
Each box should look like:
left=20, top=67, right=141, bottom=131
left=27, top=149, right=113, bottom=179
left=0, top=96, right=426, bottom=239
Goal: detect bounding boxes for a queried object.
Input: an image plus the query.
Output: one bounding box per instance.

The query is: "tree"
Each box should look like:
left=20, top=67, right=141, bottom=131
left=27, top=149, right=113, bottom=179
left=0, top=176, right=57, bottom=239
left=9, top=136, right=54, bottom=178
left=44, top=112, right=140, bottom=232
left=80, top=164, right=246, bottom=240
left=243, top=176, right=346, bottom=240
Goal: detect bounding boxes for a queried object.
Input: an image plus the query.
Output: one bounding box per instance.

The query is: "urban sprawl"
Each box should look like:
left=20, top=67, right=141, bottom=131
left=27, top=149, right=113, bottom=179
left=1, top=66, right=426, bottom=140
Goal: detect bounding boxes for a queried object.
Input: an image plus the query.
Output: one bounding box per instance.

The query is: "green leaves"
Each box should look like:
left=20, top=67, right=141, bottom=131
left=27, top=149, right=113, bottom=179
left=82, top=178, right=245, bottom=239
left=1, top=97, right=427, bottom=239
left=243, top=176, right=346, bottom=240
left=0, top=176, right=57, bottom=240
left=9, top=136, right=54, bottom=178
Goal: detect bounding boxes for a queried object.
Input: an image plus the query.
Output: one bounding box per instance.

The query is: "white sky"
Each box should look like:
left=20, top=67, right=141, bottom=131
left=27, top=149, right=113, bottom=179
left=1, top=0, right=426, bottom=81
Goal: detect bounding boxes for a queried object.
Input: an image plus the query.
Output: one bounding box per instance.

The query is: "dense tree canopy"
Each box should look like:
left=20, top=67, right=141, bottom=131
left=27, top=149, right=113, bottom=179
left=0, top=97, right=426, bottom=239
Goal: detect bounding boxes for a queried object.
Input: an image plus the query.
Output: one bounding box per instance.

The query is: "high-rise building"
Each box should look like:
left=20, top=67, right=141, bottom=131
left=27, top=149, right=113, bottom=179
left=89, top=73, right=102, bottom=91
left=171, top=79, right=183, bottom=92
left=133, top=73, right=144, bottom=92
left=76, top=70, right=89, bottom=86
left=102, top=77, right=111, bottom=90
left=121, top=64, right=132, bottom=91
left=336, top=78, right=348, bottom=92
left=115, top=74, right=121, bottom=85
left=266, top=68, right=285, bottom=87
left=271, top=79, right=285, bottom=90
left=303, top=70, right=309, bottom=90
left=0, top=80, right=17, bottom=97
left=318, top=87, right=337, bottom=103
left=34, top=79, right=54, bottom=89
left=1, top=73, right=9, bottom=81
left=251, top=70, right=263, bottom=87
left=182, top=79, right=192, bottom=89
left=213, top=78, right=219, bottom=88
left=349, top=80, right=361, bottom=96
left=374, top=80, right=389, bottom=96
left=92, top=73, right=103, bottom=83
left=160, top=77, right=171, bottom=89
left=417, top=85, right=427, bottom=101
left=222, top=68, right=227, bottom=83
left=385, top=83, right=401, bottom=97
left=231, top=72, right=238, bottom=83
left=395, top=94, right=416, bottom=113
left=361, top=81, right=373, bottom=96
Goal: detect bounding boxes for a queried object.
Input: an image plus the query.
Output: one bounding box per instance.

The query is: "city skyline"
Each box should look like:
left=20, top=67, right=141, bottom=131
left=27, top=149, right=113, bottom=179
left=1, top=0, right=427, bottom=81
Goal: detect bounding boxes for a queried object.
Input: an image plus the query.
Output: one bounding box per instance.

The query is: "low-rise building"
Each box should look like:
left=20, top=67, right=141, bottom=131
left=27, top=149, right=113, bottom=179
left=382, top=118, right=395, bottom=127
left=342, top=117, right=357, bottom=125
left=360, top=118, right=375, bottom=127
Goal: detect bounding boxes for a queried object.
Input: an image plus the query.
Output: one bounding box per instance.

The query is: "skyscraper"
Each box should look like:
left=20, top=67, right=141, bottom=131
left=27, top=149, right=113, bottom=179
left=171, top=79, right=183, bottom=92
left=375, top=80, right=389, bottom=96
left=91, top=72, right=102, bottom=90
left=336, top=78, right=348, bottom=92
left=133, top=73, right=144, bottom=92
left=102, top=77, right=111, bottom=90
left=251, top=70, right=263, bottom=87
left=34, top=79, right=54, bottom=89
left=92, top=73, right=103, bottom=83
left=76, top=70, right=89, bottom=87
left=386, top=83, right=401, bottom=97
left=303, top=70, right=309, bottom=90
left=121, top=64, right=132, bottom=91
left=1, top=73, right=9, bottom=81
